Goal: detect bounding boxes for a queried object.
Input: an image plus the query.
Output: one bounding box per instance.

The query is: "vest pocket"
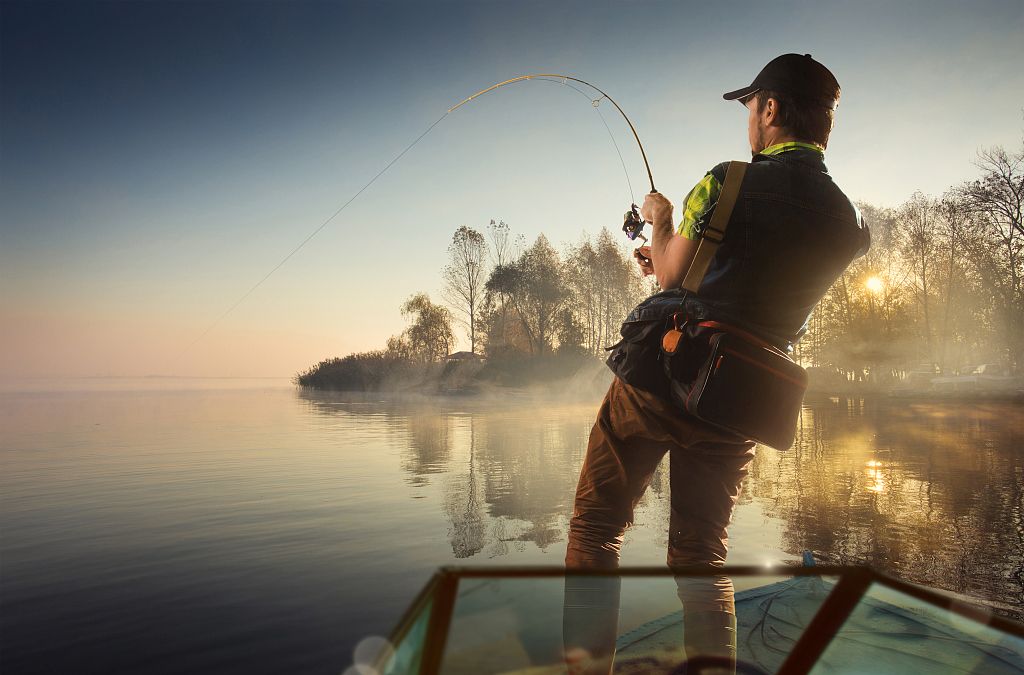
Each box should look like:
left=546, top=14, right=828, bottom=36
left=606, top=319, right=669, bottom=395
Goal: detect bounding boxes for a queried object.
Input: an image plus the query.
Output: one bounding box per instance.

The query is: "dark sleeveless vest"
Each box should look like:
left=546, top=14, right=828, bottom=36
left=607, top=147, right=869, bottom=399
left=693, top=147, right=869, bottom=343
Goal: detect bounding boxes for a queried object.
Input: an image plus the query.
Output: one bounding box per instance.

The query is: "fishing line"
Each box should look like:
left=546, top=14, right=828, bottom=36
left=172, top=73, right=655, bottom=366
left=532, top=76, right=635, bottom=204
left=447, top=74, right=655, bottom=193
left=169, top=112, right=449, bottom=368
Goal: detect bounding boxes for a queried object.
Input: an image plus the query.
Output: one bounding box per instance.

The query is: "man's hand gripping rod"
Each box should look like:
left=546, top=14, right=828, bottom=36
left=623, top=196, right=656, bottom=265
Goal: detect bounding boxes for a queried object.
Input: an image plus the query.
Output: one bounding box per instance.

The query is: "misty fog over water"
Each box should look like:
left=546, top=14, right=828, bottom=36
left=1, top=381, right=1021, bottom=674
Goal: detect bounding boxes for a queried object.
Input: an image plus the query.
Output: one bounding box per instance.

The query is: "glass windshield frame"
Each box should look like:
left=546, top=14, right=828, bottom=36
left=381, top=565, right=1024, bottom=675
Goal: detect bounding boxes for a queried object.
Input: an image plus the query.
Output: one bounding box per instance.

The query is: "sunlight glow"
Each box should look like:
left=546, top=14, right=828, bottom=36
left=865, top=460, right=885, bottom=493
left=865, top=276, right=885, bottom=294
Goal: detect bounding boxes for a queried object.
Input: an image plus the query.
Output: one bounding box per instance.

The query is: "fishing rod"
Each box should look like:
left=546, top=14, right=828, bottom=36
left=172, top=73, right=656, bottom=365
left=450, top=74, right=655, bottom=245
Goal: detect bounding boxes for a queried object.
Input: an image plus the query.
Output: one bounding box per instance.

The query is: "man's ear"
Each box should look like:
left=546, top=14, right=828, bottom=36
left=763, top=97, right=779, bottom=126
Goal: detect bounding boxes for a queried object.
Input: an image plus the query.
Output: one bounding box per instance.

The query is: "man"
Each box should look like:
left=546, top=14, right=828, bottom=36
left=562, top=54, right=869, bottom=670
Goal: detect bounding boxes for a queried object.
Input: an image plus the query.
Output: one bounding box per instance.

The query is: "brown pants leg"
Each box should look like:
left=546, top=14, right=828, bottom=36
left=565, top=377, right=756, bottom=570
left=563, top=378, right=753, bottom=671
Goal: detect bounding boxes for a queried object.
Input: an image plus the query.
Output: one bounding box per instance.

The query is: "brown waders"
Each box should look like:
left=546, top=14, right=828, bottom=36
left=562, top=376, right=755, bottom=674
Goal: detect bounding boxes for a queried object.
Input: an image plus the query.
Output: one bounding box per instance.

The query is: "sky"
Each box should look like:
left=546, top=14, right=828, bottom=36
left=2, top=0, right=1022, bottom=379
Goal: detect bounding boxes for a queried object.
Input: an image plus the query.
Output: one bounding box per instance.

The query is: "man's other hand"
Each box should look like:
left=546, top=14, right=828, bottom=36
left=633, top=246, right=655, bottom=276
left=640, top=192, right=673, bottom=226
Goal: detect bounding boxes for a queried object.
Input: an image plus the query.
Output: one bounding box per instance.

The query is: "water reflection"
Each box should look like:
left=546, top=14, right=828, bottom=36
left=6, top=386, right=1017, bottom=674
left=296, top=391, right=1023, bottom=619
left=297, top=392, right=595, bottom=558
left=401, top=413, right=451, bottom=486
left=756, top=397, right=1024, bottom=617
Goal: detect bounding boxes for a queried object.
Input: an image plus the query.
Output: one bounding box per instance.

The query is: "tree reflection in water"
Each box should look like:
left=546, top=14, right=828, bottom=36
left=755, top=397, right=1023, bottom=618
left=296, top=391, right=1023, bottom=618
left=400, top=413, right=452, bottom=487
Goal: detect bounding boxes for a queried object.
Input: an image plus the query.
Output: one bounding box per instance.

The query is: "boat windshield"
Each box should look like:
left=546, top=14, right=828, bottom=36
left=374, top=566, right=1024, bottom=675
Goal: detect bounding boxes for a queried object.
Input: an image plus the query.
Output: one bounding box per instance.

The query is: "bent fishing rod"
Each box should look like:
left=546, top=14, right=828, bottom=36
left=172, top=73, right=657, bottom=365
left=449, top=74, right=655, bottom=245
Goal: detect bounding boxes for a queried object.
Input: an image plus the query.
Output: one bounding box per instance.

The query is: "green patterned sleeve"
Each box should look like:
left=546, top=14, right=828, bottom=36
left=677, top=172, right=722, bottom=240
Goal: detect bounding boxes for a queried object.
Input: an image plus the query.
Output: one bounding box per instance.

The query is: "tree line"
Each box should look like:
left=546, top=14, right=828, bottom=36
left=297, top=138, right=1022, bottom=389
left=800, top=141, right=1022, bottom=380
left=294, top=222, right=652, bottom=389
left=375, top=219, right=655, bottom=365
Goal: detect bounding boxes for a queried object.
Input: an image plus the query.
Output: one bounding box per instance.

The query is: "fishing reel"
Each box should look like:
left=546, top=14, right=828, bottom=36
left=623, top=203, right=647, bottom=244
left=623, top=203, right=651, bottom=266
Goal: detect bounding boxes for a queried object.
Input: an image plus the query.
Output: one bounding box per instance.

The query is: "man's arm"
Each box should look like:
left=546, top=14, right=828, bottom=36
left=637, top=168, right=725, bottom=289
left=641, top=193, right=700, bottom=289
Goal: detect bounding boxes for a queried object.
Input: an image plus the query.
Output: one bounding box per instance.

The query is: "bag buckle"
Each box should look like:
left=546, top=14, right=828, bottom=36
left=661, top=311, right=689, bottom=354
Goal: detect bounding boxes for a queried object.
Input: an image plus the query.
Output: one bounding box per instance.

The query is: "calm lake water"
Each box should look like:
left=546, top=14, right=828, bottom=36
left=1, top=378, right=1022, bottom=674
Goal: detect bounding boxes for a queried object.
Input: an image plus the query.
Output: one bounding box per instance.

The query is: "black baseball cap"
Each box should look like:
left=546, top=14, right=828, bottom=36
left=723, top=54, right=840, bottom=110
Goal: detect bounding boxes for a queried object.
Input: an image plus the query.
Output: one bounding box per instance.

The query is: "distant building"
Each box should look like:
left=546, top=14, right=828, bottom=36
left=445, top=351, right=485, bottom=363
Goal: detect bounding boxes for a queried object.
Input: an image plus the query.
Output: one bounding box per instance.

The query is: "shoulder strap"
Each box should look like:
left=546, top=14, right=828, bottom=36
left=681, top=160, right=748, bottom=293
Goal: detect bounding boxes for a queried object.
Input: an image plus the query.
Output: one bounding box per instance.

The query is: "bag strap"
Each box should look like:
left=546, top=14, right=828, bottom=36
left=681, top=160, right=748, bottom=293
left=696, top=320, right=791, bottom=359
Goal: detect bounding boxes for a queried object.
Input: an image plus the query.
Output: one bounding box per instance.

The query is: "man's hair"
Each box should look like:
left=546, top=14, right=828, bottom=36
left=754, top=89, right=836, bottom=150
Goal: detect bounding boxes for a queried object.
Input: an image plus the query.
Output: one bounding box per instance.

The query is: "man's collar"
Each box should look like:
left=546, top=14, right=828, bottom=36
left=753, top=141, right=829, bottom=173
left=759, top=141, right=824, bottom=156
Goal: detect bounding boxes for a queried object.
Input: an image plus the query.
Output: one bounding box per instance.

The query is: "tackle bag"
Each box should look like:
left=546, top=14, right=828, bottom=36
left=661, top=314, right=807, bottom=450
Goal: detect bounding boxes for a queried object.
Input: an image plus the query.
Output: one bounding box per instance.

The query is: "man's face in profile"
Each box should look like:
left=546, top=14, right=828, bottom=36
left=744, top=94, right=767, bottom=155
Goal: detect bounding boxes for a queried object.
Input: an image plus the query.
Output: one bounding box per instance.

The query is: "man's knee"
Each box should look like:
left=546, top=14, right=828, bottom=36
left=566, top=512, right=629, bottom=569
left=667, top=523, right=730, bottom=568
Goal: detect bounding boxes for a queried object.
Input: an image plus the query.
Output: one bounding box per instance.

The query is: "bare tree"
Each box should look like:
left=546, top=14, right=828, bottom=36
left=963, top=145, right=1024, bottom=240
left=564, top=229, right=646, bottom=355
left=934, top=197, right=972, bottom=373
left=487, top=219, right=513, bottom=267
left=482, top=219, right=528, bottom=353
left=442, top=226, right=488, bottom=354
left=957, top=143, right=1024, bottom=370
left=896, top=192, right=941, bottom=364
